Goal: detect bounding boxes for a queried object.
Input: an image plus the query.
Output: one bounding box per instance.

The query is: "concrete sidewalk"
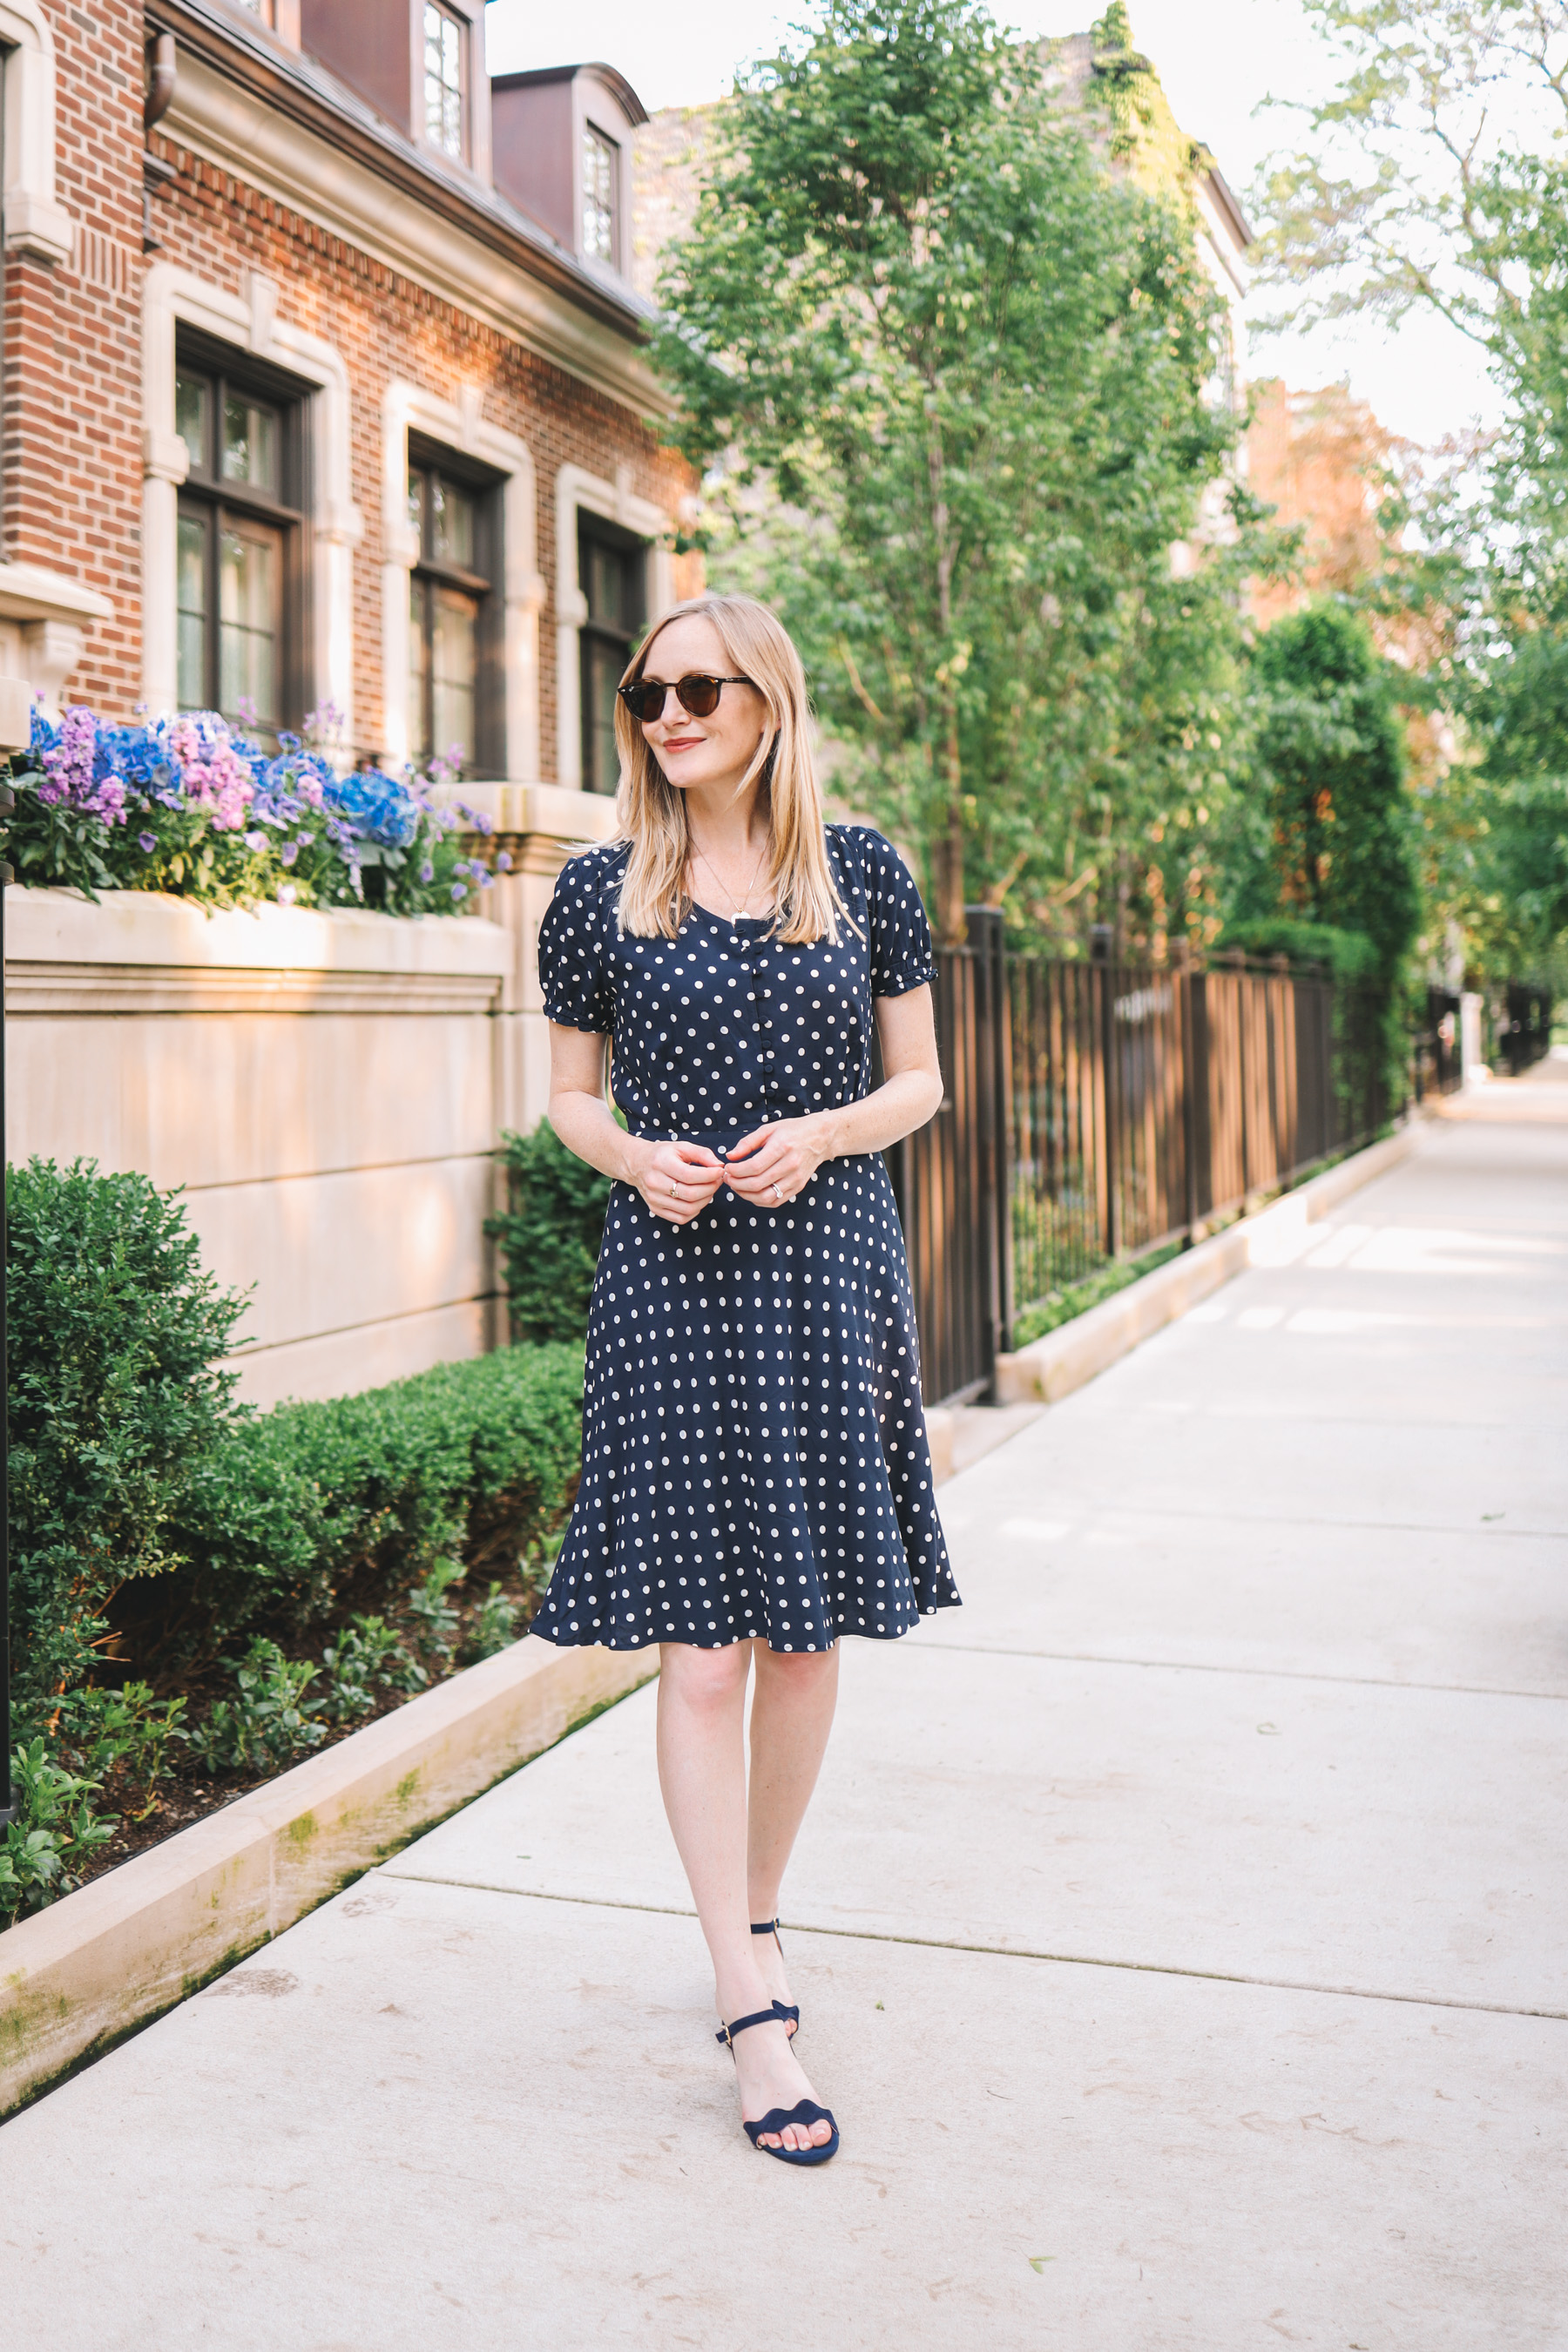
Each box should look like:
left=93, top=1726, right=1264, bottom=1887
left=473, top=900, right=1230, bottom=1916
left=3, top=1091, right=1565, bottom=2349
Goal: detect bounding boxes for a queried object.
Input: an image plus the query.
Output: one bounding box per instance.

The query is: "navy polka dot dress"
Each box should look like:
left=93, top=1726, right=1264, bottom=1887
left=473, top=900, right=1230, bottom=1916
left=531, top=822, right=961, bottom=1654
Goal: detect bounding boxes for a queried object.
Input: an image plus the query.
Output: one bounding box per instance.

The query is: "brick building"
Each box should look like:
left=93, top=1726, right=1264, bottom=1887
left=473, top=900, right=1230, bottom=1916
left=0, top=0, right=696, bottom=790
left=0, top=2, right=704, bottom=1403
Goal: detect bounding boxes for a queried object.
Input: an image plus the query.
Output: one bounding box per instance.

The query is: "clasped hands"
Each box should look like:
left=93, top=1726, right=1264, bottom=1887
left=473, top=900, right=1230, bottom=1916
left=631, top=1118, right=831, bottom=1227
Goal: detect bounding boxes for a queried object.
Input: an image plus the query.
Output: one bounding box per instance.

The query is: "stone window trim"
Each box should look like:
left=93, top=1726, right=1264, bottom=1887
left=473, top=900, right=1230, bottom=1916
left=381, top=380, right=544, bottom=779
left=0, top=0, right=74, bottom=267
left=553, top=463, right=672, bottom=792
left=142, top=264, right=362, bottom=736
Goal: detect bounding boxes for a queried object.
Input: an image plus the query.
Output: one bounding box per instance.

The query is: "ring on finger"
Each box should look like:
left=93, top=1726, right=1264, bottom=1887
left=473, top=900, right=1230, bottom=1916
left=668, top=1178, right=679, bottom=1199
left=771, top=1181, right=784, bottom=1203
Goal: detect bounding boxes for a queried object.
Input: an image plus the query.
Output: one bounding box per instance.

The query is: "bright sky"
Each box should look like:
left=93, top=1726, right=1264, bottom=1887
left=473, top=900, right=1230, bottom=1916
left=484, top=0, right=1500, bottom=448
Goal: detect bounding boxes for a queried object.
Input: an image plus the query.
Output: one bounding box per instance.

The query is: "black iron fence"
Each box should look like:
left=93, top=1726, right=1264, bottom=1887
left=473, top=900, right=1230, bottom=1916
left=888, top=916, right=1396, bottom=1407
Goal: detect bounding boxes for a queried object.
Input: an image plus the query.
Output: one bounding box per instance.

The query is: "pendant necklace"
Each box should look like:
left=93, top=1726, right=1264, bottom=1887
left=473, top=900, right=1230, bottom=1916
left=692, top=838, right=769, bottom=921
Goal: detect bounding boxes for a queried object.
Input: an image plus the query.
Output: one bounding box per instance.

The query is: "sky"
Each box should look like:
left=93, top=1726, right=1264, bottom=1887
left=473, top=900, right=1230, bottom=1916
left=485, top=0, right=1500, bottom=448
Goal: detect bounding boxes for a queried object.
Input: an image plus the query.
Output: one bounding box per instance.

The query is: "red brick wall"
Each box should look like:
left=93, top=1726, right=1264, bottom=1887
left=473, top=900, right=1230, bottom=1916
left=7, top=0, right=145, bottom=712
left=126, top=122, right=693, bottom=771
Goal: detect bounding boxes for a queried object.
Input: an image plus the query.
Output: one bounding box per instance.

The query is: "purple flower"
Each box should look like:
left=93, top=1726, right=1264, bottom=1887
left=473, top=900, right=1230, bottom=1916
left=243, top=829, right=268, bottom=853
left=279, top=839, right=300, bottom=868
left=449, top=882, right=467, bottom=902
left=138, top=830, right=158, bottom=854
left=419, top=861, right=434, bottom=884
left=494, top=849, right=513, bottom=872
left=276, top=883, right=297, bottom=906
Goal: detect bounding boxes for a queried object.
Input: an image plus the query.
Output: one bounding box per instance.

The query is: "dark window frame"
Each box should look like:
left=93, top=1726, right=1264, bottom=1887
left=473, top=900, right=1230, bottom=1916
left=407, top=432, right=504, bottom=776
left=174, top=329, right=312, bottom=741
left=578, top=510, right=647, bottom=795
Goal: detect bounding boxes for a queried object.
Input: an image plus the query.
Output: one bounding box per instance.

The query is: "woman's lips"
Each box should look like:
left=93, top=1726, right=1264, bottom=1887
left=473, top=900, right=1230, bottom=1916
left=662, top=736, right=703, bottom=752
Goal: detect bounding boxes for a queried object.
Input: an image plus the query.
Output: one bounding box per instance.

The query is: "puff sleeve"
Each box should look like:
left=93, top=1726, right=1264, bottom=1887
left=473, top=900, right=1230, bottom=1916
left=860, top=828, right=936, bottom=997
left=537, top=851, right=614, bottom=1033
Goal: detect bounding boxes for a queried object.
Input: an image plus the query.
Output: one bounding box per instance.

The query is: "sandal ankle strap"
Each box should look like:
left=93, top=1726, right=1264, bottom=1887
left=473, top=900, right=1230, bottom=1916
left=750, top=1917, right=781, bottom=1936
left=716, top=2002, right=788, bottom=2050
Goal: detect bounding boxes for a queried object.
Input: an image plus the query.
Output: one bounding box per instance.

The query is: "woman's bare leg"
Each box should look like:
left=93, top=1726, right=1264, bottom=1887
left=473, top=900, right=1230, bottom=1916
left=746, top=1643, right=839, bottom=2011
left=656, top=1640, right=833, bottom=2152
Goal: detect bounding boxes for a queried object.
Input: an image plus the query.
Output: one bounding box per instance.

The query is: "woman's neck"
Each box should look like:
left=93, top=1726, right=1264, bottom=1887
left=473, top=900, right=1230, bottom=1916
left=681, top=776, right=769, bottom=861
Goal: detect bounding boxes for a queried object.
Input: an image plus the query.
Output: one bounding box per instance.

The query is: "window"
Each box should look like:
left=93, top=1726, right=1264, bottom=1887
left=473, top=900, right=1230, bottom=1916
left=583, top=125, right=618, bottom=263
left=408, top=453, right=497, bottom=773
left=422, top=2, right=465, bottom=158
left=174, top=355, right=304, bottom=740
left=578, top=513, right=645, bottom=794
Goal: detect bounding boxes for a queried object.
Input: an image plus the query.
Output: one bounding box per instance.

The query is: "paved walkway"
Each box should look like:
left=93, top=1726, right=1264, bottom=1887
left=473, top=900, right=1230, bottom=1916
left=4, top=1078, right=1565, bottom=2349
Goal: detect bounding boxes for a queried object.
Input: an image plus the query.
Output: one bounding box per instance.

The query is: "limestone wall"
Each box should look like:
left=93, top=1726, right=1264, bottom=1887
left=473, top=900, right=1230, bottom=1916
left=4, top=796, right=618, bottom=1407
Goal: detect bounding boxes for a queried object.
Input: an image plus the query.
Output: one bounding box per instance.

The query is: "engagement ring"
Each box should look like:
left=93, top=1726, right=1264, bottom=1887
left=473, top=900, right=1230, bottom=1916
left=771, top=1182, right=784, bottom=1202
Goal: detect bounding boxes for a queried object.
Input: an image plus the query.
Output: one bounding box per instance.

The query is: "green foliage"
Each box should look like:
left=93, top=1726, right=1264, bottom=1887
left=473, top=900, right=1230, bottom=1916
left=0, top=1742, right=118, bottom=1929
left=164, top=1343, right=584, bottom=1659
left=4, top=1156, right=585, bottom=1921
left=52, top=1682, right=187, bottom=1823
left=319, top=1616, right=426, bottom=1725
left=463, top=1583, right=521, bottom=1665
left=1227, top=606, right=1421, bottom=980
left=1251, top=2, right=1568, bottom=990
left=1011, top=1241, right=1182, bottom=1348
left=485, top=1122, right=612, bottom=1343
left=5, top=1157, right=251, bottom=1735
left=184, top=1639, right=326, bottom=1776
left=652, top=0, right=1263, bottom=943
left=1216, top=918, right=1382, bottom=986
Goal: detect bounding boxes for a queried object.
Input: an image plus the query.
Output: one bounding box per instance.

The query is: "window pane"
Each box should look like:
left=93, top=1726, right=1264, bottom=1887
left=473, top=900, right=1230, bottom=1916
left=409, top=575, right=431, bottom=760
left=175, top=374, right=209, bottom=476
left=583, top=533, right=636, bottom=628
left=429, top=474, right=476, bottom=571
left=221, top=395, right=280, bottom=493
left=583, top=125, right=617, bottom=262
left=408, top=467, right=425, bottom=549
left=583, top=635, right=623, bottom=794
left=430, top=585, right=477, bottom=768
left=423, top=2, right=464, bottom=157
left=219, top=523, right=279, bottom=727
left=177, top=512, right=208, bottom=709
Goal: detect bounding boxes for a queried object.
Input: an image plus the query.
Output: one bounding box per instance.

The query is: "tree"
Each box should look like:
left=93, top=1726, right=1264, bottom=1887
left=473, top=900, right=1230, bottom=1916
left=1227, top=604, right=1422, bottom=980
left=1252, top=1, right=1568, bottom=985
left=652, top=0, right=1250, bottom=944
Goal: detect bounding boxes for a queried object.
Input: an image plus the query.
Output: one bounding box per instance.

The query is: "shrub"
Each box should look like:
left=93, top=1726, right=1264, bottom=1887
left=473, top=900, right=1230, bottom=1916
left=183, top=1639, right=326, bottom=1776
left=0, top=1742, right=117, bottom=1929
left=5, top=1157, right=252, bottom=1736
left=159, top=1343, right=585, bottom=1661
left=485, top=1120, right=612, bottom=1342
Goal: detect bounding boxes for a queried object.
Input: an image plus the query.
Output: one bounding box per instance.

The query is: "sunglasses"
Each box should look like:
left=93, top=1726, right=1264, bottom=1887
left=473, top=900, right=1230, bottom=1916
left=617, top=672, right=752, bottom=724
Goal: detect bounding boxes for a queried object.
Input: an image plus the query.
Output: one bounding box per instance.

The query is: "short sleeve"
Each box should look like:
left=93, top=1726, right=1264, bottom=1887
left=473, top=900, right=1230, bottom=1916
left=537, top=852, right=614, bottom=1033
left=859, top=829, right=936, bottom=997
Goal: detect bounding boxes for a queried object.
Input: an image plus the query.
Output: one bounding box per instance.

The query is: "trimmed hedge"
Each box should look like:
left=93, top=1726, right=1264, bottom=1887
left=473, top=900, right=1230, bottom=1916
left=3, top=1157, right=584, bottom=1924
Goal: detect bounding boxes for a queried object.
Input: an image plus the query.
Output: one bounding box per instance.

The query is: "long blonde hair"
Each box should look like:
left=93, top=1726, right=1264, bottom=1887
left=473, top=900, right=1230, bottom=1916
left=612, top=592, right=845, bottom=944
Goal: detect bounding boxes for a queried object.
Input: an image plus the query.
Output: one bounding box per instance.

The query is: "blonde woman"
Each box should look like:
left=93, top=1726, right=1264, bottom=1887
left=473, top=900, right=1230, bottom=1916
left=534, top=592, right=959, bottom=2165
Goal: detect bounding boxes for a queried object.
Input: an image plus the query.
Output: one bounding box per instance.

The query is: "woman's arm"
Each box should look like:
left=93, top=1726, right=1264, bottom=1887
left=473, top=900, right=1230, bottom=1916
left=722, top=983, right=943, bottom=1204
left=547, top=1023, right=725, bottom=1227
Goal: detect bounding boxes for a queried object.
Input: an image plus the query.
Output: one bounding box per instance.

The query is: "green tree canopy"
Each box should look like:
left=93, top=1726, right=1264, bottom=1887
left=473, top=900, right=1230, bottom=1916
left=653, top=0, right=1256, bottom=945
left=1227, top=604, right=1422, bottom=981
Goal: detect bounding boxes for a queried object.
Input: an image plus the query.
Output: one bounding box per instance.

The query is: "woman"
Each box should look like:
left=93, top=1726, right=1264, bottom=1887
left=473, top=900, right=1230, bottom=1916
left=533, top=592, right=960, bottom=2166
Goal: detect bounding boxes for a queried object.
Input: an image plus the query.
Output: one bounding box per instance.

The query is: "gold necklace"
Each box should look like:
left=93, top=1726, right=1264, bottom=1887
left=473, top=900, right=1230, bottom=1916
left=691, top=837, right=769, bottom=920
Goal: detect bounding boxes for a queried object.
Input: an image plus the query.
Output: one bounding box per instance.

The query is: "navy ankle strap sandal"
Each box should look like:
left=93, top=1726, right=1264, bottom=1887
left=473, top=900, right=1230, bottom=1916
left=752, top=1916, right=801, bottom=2035
left=714, top=2004, right=841, bottom=2167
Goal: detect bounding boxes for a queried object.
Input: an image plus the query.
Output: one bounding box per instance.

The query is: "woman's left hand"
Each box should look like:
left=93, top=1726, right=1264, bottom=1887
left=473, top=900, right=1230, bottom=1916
left=721, top=1115, right=833, bottom=1207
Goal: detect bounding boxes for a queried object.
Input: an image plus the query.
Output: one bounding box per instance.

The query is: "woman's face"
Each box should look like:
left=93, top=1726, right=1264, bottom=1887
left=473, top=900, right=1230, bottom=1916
left=635, top=613, right=770, bottom=796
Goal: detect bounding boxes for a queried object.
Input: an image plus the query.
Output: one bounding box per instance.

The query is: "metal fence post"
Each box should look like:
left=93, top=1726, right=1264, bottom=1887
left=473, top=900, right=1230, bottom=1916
left=1090, top=924, right=1117, bottom=1258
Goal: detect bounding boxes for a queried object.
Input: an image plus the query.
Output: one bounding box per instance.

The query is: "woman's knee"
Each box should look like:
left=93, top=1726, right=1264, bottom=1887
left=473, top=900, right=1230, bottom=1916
left=753, top=1642, right=838, bottom=1700
left=660, top=1640, right=750, bottom=1715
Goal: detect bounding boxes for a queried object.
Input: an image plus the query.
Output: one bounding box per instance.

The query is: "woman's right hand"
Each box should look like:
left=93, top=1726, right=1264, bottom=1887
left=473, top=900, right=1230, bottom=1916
left=628, top=1137, right=726, bottom=1226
